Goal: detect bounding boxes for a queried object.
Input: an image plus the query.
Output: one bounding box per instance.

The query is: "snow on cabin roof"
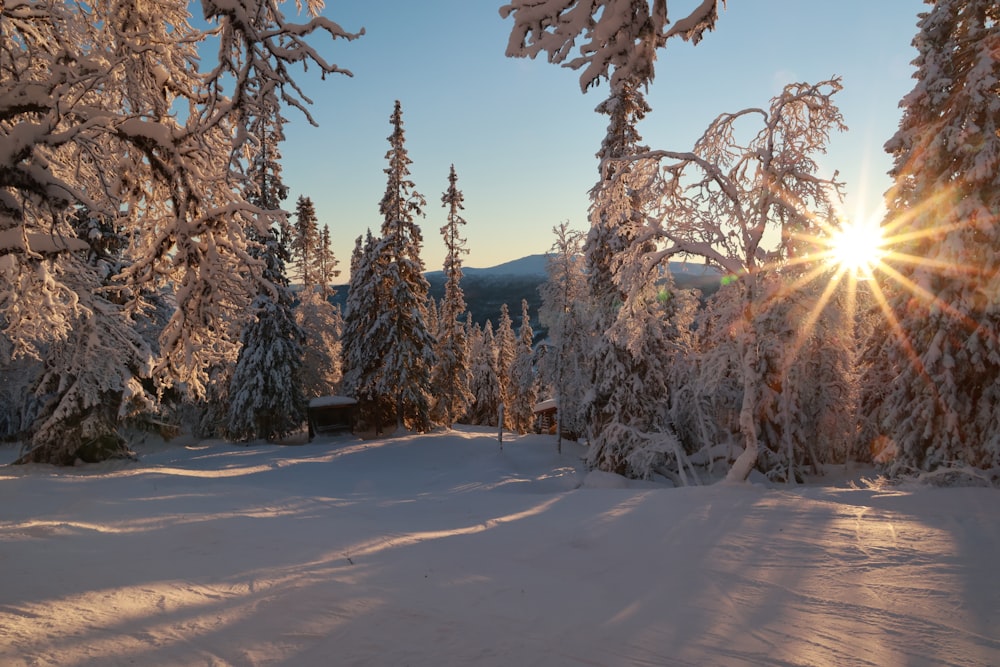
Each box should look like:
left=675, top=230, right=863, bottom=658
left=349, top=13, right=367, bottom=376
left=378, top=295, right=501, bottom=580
left=309, top=395, right=358, bottom=408
left=0, top=229, right=89, bottom=254
left=533, top=398, right=557, bottom=413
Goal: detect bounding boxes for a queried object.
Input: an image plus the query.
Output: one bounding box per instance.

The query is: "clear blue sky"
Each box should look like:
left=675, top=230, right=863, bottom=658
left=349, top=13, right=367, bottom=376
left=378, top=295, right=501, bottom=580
left=278, top=0, right=927, bottom=275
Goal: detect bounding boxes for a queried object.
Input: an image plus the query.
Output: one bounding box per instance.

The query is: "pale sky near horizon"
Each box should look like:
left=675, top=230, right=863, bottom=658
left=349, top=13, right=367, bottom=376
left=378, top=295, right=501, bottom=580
left=277, top=0, right=927, bottom=275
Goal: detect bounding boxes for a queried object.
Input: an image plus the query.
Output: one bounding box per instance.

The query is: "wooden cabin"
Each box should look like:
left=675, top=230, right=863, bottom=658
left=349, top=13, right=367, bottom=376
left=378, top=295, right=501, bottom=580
left=307, top=396, right=358, bottom=440
left=532, top=398, right=558, bottom=435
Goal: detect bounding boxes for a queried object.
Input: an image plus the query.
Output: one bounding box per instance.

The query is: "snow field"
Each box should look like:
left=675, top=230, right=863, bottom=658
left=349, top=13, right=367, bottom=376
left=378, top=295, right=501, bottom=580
left=1, top=427, right=998, bottom=666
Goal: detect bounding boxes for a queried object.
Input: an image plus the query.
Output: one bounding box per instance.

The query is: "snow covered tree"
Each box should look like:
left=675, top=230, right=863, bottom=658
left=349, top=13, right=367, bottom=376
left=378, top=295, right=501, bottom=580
left=317, top=225, right=339, bottom=296
left=226, top=220, right=307, bottom=442
left=856, top=284, right=896, bottom=464
left=615, top=79, right=848, bottom=481
left=341, top=231, right=392, bottom=433
left=585, top=156, right=693, bottom=478
left=579, top=77, right=696, bottom=479
left=500, top=0, right=725, bottom=92
left=290, top=196, right=342, bottom=400
left=870, top=0, right=1000, bottom=474
left=538, top=222, right=591, bottom=449
left=1, top=0, right=361, bottom=407
left=780, top=277, right=858, bottom=471
left=585, top=77, right=651, bottom=325
left=292, top=196, right=322, bottom=288
left=16, top=211, right=156, bottom=464
left=425, top=297, right=441, bottom=342
left=371, top=101, right=437, bottom=433
left=509, top=299, right=538, bottom=434
left=494, top=303, right=518, bottom=430
left=296, top=225, right=342, bottom=399
left=501, top=0, right=724, bottom=477
left=431, top=165, right=474, bottom=427
left=296, top=291, right=343, bottom=398
left=466, top=321, right=502, bottom=426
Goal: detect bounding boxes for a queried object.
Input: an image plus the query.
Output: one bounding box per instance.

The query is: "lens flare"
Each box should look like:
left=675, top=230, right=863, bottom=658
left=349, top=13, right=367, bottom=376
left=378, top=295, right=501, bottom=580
left=830, top=220, right=886, bottom=277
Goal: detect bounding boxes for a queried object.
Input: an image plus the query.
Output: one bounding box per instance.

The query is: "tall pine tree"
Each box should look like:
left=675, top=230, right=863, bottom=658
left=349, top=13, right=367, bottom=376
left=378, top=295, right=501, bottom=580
left=318, top=225, right=339, bottom=296
left=295, top=211, right=343, bottom=400
left=372, top=101, right=437, bottom=432
left=432, top=165, right=474, bottom=427
left=584, top=78, right=682, bottom=478
left=292, top=196, right=322, bottom=288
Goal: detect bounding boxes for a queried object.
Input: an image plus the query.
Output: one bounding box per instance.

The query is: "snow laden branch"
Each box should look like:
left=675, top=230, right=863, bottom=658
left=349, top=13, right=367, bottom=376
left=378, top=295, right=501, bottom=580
left=1, top=0, right=361, bottom=393
left=614, top=79, right=847, bottom=285
left=500, top=0, right=725, bottom=91
left=200, top=0, right=363, bottom=133
left=606, top=78, right=847, bottom=482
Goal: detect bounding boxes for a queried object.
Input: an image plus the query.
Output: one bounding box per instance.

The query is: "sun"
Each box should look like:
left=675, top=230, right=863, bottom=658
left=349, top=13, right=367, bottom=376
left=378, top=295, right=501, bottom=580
left=829, top=219, right=886, bottom=277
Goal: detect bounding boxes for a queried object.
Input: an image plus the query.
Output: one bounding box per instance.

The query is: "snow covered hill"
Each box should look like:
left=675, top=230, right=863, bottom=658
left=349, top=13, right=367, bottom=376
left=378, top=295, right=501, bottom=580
left=2, top=428, right=997, bottom=666
left=429, top=253, right=550, bottom=278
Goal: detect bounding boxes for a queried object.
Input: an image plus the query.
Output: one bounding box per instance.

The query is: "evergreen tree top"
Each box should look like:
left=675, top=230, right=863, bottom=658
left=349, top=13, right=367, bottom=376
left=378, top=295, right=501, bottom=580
left=440, top=164, right=470, bottom=282
left=379, top=100, right=426, bottom=229
left=595, top=79, right=652, bottom=165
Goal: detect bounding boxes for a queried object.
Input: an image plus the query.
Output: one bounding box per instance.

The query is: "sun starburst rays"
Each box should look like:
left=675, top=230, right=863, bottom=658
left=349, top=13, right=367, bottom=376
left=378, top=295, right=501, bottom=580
left=727, top=185, right=976, bottom=402
left=745, top=177, right=998, bottom=445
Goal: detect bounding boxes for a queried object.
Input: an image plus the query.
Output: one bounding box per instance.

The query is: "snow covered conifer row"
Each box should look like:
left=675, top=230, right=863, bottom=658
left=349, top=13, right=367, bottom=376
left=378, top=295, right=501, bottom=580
left=869, top=0, right=1000, bottom=474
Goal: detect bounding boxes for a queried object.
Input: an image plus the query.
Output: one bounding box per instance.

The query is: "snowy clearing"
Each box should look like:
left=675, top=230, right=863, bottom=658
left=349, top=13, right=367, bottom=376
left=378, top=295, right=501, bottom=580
left=1, top=427, right=998, bottom=667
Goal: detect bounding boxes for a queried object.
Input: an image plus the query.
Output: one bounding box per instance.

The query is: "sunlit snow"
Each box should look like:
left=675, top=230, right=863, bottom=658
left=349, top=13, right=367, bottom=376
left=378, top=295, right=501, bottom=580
left=2, top=427, right=997, bottom=666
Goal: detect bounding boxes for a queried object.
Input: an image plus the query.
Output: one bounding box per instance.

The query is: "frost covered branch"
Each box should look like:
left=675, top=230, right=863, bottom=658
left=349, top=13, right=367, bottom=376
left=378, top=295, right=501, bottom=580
left=500, top=0, right=725, bottom=91
left=1, top=0, right=361, bottom=391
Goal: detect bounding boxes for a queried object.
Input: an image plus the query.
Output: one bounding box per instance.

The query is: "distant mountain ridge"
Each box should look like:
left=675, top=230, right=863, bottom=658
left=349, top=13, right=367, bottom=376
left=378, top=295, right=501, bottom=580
left=330, top=254, right=722, bottom=333
left=426, top=254, right=550, bottom=278
left=429, top=253, right=720, bottom=279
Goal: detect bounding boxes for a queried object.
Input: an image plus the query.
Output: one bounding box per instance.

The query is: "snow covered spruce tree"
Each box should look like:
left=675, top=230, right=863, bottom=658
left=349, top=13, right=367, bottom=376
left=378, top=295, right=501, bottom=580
left=431, top=165, right=474, bottom=427
left=614, top=79, right=849, bottom=481
left=227, top=220, right=307, bottom=442
left=341, top=231, right=392, bottom=433
left=509, top=299, right=538, bottom=434
left=296, top=267, right=344, bottom=399
left=583, top=77, right=694, bottom=479
left=318, top=225, right=340, bottom=296
left=369, top=101, right=437, bottom=433
left=870, top=0, right=1000, bottom=475
left=2, top=0, right=360, bottom=461
left=494, top=303, right=518, bottom=429
left=538, top=222, right=591, bottom=450
left=466, top=321, right=502, bottom=426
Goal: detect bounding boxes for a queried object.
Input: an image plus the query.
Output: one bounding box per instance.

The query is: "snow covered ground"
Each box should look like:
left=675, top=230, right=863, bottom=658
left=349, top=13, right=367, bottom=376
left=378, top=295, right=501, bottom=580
left=1, top=427, right=997, bottom=666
